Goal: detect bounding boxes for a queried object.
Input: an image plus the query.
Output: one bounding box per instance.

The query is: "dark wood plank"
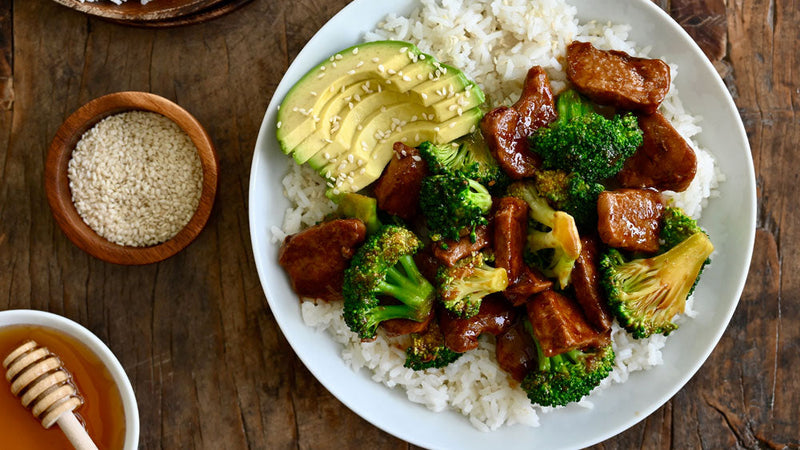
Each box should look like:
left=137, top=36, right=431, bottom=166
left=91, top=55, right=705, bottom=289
left=0, top=0, right=11, bottom=110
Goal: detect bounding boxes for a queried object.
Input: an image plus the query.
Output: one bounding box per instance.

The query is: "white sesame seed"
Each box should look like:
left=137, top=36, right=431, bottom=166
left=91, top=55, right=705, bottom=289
left=276, top=121, right=282, bottom=128
left=320, top=65, right=326, bottom=71
left=335, top=54, right=343, bottom=60
left=400, top=47, right=407, bottom=53
left=403, top=75, right=411, bottom=82
left=347, top=70, right=356, bottom=75
left=372, top=57, right=380, bottom=63
left=310, top=91, right=317, bottom=96
left=67, top=111, right=202, bottom=247
left=352, top=47, right=359, bottom=55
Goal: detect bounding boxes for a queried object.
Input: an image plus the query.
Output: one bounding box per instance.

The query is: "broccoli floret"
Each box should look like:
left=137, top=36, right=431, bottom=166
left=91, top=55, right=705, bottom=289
left=533, top=169, right=604, bottom=230
left=404, top=319, right=462, bottom=370
left=660, top=206, right=706, bottom=251
left=530, top=89, right=643, bottom=183
left=521, top=320, right=615, bottom=407
left=436, top=253, right=508, bottom=318
left=599, top=232, right=714, bottom=339
left=418, top=133, right=510, bottom=192
left=419, top=174, right=493, bottom=242
left=343, top=225, right=435, bottom=340
left=508, top=181, right=582, bottom=289
left=659, top=207, right=711, bottom=295
left=334, top=192, right=382, bottom=234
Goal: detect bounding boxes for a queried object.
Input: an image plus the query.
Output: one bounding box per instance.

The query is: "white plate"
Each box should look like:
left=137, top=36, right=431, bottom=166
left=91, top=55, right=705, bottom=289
left=248, top=1, right=756, bottom=448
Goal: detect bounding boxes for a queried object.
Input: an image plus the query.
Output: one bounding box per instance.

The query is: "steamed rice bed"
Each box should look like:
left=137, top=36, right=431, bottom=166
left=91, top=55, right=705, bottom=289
left=276, top=0, right=721, bottom=431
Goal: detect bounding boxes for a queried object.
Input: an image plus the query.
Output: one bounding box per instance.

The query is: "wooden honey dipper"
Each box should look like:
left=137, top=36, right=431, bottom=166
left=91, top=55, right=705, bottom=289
left=3, top=340, right=99, bottom=450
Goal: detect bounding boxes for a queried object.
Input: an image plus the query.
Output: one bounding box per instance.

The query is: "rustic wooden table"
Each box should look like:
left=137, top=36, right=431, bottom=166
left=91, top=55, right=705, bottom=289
left=0, top=0, right=796, bottom=448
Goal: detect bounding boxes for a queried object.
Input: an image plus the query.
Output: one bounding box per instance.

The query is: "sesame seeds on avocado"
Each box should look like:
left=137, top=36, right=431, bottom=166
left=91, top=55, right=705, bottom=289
left=276, top=41, right=485, bottom=195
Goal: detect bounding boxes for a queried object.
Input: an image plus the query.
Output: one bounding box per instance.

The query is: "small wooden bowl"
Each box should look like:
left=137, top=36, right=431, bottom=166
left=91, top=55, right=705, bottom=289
left=45, top=92, right=218, bottom=265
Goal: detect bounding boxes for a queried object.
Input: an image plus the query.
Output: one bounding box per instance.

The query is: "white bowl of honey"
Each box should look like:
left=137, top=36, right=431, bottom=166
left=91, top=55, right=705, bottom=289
left=0, top=310, right=139, bottom=449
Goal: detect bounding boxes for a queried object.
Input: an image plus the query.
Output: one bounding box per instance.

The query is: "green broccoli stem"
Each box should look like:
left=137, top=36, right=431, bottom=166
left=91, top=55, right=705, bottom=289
left=556, top=90, right=592, bottom=123
left=524, top=318, right=584, bottom=373
left=367, top=303, right=425, bottom=324
left=375, top=255, right=434, bottom=321
left=524, top=319, right=551, bottom=372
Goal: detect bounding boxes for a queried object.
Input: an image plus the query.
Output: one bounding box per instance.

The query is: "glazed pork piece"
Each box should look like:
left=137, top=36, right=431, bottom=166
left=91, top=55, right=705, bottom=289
left=512, top=66, right=558, bottom=136
left=493, top=197, right=529, bottom=282
left=571, top=236, right=613, bottom=332
left=432, top=225, right=491, bottom=267
left=495, top=319, right=538, bottom=382
left=480, top=66, right=558, bottom=179
left=278, top=219, right=367, bottom=302
left=381, top=309, right=435, bottom=337
left=493, top=196, right=552, bottom=305
left=616, top=112, right=697, bottom=192
left=373, top=142, right=429, bottom=220
left=503, top=265, right=552, bottom=306
left=439, top=296, right=517, bottom=353
left=597, top=189, right=664, bottom=253
left=526, top=290, right=611, bottom=358
left=566, top=41, right=670, bottom=115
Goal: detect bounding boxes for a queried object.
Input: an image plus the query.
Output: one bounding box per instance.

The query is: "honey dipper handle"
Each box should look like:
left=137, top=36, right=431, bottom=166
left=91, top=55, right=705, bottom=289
left=57, top=411, right=99, bottom=450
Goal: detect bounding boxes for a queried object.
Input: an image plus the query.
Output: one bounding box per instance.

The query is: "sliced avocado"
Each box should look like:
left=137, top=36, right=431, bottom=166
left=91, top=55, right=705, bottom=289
left=293, top=85, right=410, bottom=165
left=277, top=41, right=416, bottom=153
left=277, top=40, right=485, bottom=194
left=429, top=84, right=485, bottom=121
left=324, top=107, right=483, bottom=194
left=307, top=102, right=431, bottom=171
left=386, top=56, right=440, bottom=93
left=408, top=63, right=478, bottom=106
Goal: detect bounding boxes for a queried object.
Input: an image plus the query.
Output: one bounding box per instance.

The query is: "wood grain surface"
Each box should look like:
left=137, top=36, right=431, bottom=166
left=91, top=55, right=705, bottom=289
left=0, top=0, right=796, bottom=448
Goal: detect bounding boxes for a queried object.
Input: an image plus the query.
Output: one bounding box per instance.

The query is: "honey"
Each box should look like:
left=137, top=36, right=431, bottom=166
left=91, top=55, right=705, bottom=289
left=0, top=325, right=127, bottom=449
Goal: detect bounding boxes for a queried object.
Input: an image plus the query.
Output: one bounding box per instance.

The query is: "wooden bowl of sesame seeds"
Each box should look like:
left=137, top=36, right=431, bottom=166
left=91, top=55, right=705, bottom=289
left=45, top=92, right=218, bottom=265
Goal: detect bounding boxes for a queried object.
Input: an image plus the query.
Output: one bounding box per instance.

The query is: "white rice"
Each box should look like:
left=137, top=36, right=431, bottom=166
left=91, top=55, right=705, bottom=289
left=278, top=0, right=720, bottom=431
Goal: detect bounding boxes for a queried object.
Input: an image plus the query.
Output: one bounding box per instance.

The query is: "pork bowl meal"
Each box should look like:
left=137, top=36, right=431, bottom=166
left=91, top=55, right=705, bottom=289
left=251, top=0, right=754, bottom=447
